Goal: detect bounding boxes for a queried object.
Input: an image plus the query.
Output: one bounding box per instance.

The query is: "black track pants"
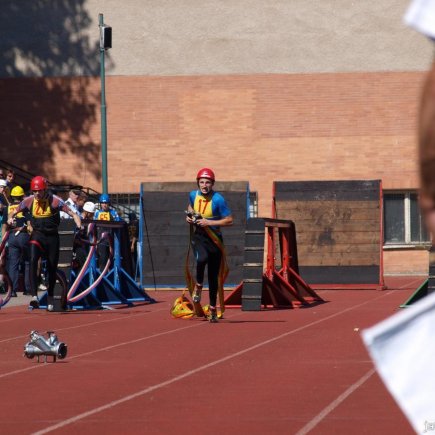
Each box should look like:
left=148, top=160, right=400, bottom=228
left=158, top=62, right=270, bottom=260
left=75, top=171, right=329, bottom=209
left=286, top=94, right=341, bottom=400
left=191, top=231, right=222, bottom=307
left=29, top=231, right=59, bottom=297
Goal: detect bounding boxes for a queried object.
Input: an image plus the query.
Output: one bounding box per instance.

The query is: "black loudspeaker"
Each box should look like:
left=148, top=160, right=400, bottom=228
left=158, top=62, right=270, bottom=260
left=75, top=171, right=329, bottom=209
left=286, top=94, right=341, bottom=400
left=100, top=25, right=112, bottom=49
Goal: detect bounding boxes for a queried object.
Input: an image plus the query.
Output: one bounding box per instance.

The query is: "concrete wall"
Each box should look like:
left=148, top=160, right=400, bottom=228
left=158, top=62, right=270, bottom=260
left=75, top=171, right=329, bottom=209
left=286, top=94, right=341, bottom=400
left=90, top=0, right=432, bottom=75
left=0, top=0, right=432, bottom=77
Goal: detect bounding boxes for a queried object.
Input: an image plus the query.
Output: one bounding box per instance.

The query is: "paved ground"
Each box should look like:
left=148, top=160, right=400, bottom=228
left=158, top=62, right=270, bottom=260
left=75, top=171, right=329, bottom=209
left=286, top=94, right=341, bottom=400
left=1, top=291, right=32, bottom=308
left=0, top=283, right=419, bottom=434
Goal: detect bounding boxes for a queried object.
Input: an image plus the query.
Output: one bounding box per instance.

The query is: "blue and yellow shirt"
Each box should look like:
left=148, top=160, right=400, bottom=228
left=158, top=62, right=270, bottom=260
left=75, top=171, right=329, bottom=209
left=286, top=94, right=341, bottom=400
left=189, top=190, right=231, bottom=234
left=94, top=208, right=121, bottom=222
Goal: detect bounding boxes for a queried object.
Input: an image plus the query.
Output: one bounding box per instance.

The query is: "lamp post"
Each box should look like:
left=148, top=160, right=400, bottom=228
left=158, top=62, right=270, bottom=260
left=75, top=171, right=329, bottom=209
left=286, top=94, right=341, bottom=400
left=99, top=13, right=112, bottom=194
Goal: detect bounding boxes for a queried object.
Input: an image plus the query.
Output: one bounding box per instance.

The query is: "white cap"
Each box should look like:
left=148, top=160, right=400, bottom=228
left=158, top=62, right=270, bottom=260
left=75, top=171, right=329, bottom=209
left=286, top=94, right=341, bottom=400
left=83, top=201, right=96, bottom=213
left=0, top=179, right=7, bottom=187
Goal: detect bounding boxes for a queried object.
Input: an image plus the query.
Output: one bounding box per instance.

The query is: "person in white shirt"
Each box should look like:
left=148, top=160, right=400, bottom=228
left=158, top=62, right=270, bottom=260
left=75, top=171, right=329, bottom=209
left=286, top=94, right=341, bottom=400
left=60, top=189, right=82, bottom=219
left=405, top=0, right=435, bottom=236
left=363, top=7, right=435, bottom=434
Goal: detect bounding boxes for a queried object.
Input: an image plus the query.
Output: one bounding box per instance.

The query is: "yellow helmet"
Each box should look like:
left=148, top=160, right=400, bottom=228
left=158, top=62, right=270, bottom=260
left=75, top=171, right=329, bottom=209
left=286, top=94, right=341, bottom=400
left=170, top=295, right=195, bottom=319
left=11, top=186, right=25, bottom=197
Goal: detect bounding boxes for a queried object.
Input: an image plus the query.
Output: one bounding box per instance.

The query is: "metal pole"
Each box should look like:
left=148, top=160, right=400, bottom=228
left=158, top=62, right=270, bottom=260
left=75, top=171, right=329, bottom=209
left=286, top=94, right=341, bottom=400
left=99, top=13, right=108, bottom=194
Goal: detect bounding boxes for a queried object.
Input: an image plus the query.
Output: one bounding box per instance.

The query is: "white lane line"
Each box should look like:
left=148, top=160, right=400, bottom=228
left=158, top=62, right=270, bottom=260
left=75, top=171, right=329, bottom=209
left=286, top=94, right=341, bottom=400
left=32, top=291, right=392, bottom=434
left=0, top=297, right=164, bottom=323
left=394, top=277, right=425, bottom=290
left=0, top=307, right=169, bottom=344
left=0, top=311, right=239, bottom=379
left=0, top=316, right=34, bottom=324
left=295, top=368, right=376, bottom=435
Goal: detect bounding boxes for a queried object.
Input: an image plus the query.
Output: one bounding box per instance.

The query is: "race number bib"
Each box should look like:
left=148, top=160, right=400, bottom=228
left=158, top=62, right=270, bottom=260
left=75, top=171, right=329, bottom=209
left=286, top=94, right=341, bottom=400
left=194, top=195, right=213, bottom=218
left=32, top=199, right=52, bottom=218
left=97, top=212, right=111, bottom=221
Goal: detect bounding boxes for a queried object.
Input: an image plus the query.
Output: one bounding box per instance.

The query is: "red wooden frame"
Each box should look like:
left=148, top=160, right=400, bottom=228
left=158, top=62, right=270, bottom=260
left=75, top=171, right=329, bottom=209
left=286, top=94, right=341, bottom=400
left=225, top=219, right=324, bottom=309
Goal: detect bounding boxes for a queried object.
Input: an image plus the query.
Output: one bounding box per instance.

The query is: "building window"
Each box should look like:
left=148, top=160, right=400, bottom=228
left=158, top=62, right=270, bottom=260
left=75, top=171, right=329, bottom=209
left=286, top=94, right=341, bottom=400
left=249, top=191, right=258, bottom=218
left=384, top=192, right=430, bottom=246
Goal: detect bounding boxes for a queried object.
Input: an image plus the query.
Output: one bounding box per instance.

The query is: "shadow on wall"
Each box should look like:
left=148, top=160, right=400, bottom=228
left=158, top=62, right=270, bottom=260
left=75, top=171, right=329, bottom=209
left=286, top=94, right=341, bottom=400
left=0, top=0, right=113, bottom=184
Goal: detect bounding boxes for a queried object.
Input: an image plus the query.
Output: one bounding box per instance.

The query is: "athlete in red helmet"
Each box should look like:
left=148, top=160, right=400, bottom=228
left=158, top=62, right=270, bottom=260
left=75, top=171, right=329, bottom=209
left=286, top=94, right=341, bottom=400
left=30, top=175, right=47, bottom=191
left=186, top=168, right=233, bottom=322
left=196, top=168, right=215, bottom=182
left=8, top=176, right=81, bottom=310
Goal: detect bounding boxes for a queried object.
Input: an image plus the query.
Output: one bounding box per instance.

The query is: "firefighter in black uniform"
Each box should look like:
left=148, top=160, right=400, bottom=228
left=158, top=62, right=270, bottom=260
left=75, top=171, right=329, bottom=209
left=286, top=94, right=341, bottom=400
left=2, top=186, right=31, bottom=297
left=8, top=176, right=81, bottom=310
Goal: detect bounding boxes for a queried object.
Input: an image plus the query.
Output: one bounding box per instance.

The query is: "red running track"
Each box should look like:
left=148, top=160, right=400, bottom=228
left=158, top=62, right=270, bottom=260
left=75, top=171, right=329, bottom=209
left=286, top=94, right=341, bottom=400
left=0, top=276, right=421, bottom=434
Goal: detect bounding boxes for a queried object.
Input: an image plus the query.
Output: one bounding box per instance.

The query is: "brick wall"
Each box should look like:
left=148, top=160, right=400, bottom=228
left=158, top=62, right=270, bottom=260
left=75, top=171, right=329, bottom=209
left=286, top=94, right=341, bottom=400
left=106, top=72, right=423, bottom=210
left=384, top=250, right=428, bottom=276
left=0, top=71, right=427, bottom=274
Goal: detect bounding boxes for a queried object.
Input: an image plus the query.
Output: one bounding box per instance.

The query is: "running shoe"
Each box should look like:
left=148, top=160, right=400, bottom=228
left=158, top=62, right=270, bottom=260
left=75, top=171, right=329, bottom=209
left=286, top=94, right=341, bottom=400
left=192, top=284, right=203, bottom=303
left=208, top=307, right=218, bottom=323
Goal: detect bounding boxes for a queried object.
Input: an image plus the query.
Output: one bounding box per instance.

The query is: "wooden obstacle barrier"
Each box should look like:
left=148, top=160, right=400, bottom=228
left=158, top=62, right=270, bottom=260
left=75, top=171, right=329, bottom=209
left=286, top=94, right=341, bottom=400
left=224, top=218, right=324, bottom=310
left=273, top=180, right=385, bottom=289
left=139, top=181, right=249, bottom=288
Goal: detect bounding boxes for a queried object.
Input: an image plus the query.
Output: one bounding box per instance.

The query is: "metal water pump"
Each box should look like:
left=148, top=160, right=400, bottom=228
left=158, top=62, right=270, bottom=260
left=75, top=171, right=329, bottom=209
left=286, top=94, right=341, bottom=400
left=23, top=331, right=67, bottom=362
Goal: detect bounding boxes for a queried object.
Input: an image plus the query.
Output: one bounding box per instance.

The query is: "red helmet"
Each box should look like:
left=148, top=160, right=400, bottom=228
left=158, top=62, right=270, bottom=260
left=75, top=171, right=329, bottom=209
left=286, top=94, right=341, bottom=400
left=196, top=168, right=215, bottom=182
left=30, top=176, right=47, bottom=191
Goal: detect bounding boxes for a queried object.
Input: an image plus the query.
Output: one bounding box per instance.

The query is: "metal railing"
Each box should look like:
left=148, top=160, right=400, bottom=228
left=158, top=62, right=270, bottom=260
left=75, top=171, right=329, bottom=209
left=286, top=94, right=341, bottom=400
left=0, top=159, right=138, bottom=221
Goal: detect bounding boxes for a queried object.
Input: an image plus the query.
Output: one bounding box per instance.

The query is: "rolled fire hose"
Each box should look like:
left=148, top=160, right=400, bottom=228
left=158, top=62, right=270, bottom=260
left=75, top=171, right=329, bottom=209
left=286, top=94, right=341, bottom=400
left=67, top=224, right=114, bottom=304
left=0, top=231, right=12, bottom=308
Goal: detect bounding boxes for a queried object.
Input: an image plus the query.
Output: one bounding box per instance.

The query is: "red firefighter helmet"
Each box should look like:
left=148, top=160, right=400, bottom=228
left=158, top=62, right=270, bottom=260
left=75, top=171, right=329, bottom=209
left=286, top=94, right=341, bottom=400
left=196, top=168, right=215, bottom=182
left=30, top=176, right=47, bottom=191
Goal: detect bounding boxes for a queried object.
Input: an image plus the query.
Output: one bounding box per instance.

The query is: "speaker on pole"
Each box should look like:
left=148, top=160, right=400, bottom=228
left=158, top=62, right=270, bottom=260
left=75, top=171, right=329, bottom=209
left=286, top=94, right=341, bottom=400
left=100, top=25, right=112, bottom=49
